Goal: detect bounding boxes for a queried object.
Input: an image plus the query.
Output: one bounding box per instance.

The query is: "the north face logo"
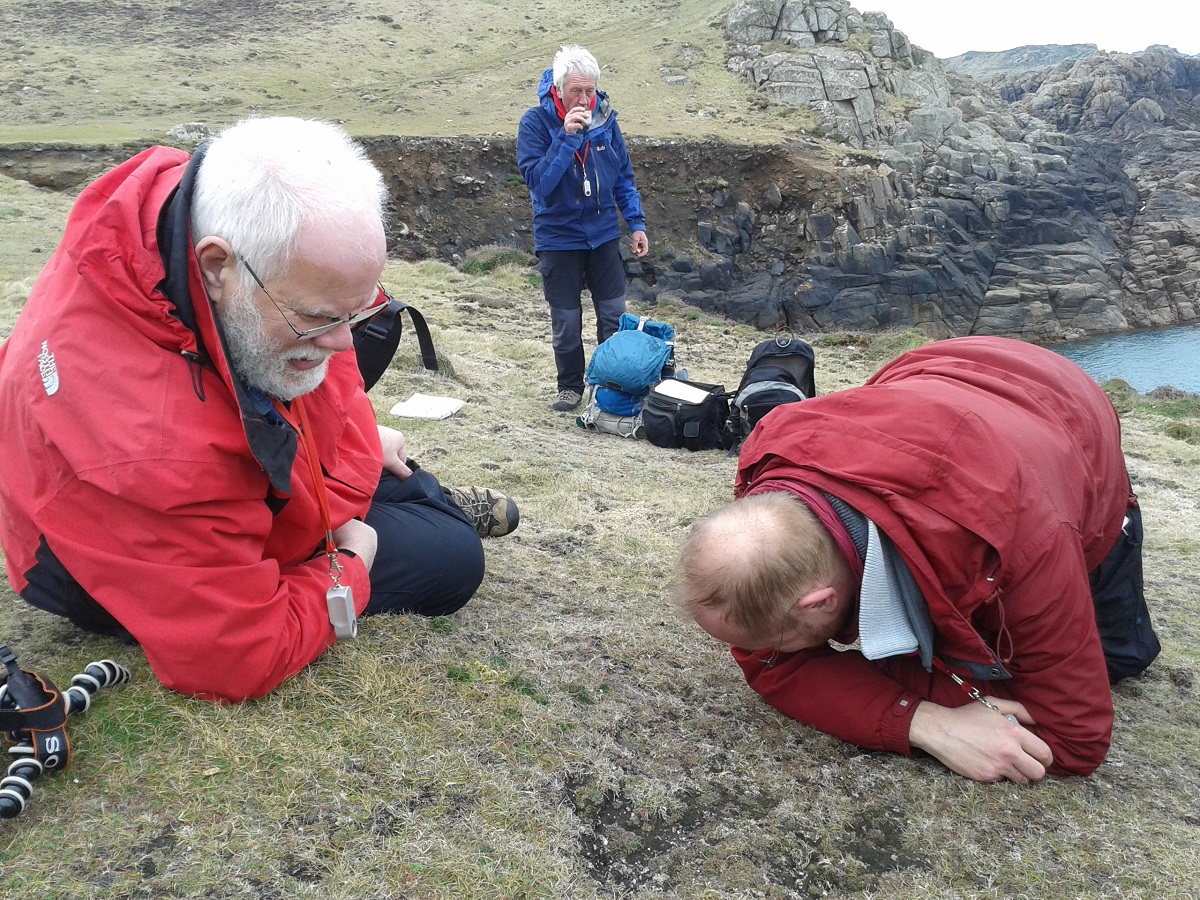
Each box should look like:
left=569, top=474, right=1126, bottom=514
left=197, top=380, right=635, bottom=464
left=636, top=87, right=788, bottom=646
left=38, top=340, right=59, bottom=396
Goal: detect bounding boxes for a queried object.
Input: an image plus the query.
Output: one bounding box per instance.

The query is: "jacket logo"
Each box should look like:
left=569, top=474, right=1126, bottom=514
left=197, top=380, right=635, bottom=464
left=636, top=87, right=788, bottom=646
left=38, top=340, right=59, bottom=396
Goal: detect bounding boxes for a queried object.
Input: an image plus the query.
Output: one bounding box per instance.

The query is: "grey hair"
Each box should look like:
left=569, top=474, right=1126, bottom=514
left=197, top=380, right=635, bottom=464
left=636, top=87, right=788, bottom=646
left=552, top=45, right=600, bottom=91
left=190, top=117, right=387, bottom=291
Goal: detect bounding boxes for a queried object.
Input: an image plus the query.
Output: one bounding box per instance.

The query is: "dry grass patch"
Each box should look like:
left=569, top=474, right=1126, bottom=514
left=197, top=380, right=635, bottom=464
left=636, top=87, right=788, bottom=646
left=3, top=243, right=1198, bottom=897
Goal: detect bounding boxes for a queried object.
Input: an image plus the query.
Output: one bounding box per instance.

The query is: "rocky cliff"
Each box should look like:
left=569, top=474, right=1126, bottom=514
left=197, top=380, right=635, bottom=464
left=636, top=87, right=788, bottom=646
left=943, top=44, right=1100, bottom=82
left=378, top=1, right=1199, bottom=341
left=694, top=0, right=1200, bottom=339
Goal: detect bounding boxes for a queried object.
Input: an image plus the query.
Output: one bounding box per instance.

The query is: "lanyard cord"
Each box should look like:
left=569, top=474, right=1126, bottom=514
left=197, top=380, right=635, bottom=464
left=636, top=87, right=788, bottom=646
left=575, top=142, right=591, bottom=197
left=290, top=396, right=343, bottom=588
left=930, top=656, right=1011, bottom=717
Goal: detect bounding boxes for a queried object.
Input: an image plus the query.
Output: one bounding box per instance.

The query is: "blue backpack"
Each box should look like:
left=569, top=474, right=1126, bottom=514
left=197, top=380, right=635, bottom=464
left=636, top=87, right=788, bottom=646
left=585, top=314, right=676, bottom=414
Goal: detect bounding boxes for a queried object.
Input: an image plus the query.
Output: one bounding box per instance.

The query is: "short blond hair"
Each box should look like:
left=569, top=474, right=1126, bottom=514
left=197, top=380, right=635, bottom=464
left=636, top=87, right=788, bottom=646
left=674, top=492, right=841, bottom=634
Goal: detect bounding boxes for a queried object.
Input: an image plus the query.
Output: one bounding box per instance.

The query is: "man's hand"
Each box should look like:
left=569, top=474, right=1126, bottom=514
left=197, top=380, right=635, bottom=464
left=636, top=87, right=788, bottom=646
left=332, top=518, right=377, bottom=572
left=909, top=699, right=1054, bottom=783
left=377, top=425, right=411, bottom=479
left=631, top=230, right=649, bottom=257
left=564, top=106, right=591, bottom=135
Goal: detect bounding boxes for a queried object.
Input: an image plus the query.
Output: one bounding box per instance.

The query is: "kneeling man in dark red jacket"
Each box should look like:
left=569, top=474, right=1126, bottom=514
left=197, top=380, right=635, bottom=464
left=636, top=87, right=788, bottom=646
left=676, top=337, right=1159, bottom=782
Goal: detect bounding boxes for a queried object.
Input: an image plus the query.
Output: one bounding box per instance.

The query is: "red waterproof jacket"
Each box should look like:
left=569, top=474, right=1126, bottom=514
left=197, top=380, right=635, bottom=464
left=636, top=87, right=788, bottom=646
left=731, top=337, right=1128, bottom=775
left=0, top=147, right=380, bottom=701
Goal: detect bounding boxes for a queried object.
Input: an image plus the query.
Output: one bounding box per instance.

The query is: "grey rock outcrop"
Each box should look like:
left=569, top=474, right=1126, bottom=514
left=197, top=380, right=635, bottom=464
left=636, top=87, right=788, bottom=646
left=657, top=0, right=1200, bottom=341
left=165, top=122, right=213, bottom=144
left=943, top=45, right=1100, bottom=82
left=726, top=0, right=915, bottom=148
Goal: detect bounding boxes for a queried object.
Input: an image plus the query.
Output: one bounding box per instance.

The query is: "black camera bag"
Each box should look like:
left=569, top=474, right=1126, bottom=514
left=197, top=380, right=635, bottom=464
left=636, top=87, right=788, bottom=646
left=642, top=379, right=732, bottom=452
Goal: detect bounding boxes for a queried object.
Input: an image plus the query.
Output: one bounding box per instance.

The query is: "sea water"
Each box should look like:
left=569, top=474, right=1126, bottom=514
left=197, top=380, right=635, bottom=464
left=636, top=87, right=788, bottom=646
left=1053, top=323, right=1200, bottom=394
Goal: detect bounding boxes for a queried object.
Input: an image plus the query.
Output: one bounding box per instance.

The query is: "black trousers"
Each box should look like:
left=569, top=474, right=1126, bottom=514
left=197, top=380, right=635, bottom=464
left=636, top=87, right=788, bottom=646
left=538, top=240, right=627, bottom=394
left=362, top=464, right=485, bottom=617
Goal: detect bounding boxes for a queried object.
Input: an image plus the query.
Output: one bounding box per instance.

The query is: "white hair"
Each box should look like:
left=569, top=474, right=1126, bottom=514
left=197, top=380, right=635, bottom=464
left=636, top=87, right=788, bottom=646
left=191, top=117, right=387, bottom=290
left=552, top=45, right=600, bottom=91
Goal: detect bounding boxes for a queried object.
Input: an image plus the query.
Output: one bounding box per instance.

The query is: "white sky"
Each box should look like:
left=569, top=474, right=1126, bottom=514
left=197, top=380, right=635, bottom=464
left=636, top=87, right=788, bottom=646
left=861, top=1, right=1200, bottom=58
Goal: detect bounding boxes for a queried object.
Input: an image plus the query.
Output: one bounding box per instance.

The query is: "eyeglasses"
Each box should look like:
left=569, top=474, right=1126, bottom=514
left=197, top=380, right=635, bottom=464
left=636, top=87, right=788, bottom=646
left=239, top=257, right=390, bottom=340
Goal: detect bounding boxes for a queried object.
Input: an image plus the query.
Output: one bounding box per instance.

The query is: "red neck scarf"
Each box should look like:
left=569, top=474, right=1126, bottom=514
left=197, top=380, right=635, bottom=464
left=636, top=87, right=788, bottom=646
left=549, top=86, right=596, bottom=121
left=550, top=86, right=595, bottom=167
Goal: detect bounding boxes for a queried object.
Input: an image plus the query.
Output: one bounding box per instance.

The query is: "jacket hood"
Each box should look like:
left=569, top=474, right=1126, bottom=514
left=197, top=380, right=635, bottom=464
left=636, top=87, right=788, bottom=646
left=537, top=67, right=554, bottom=101
left=57, top=144, right=298, bottom=493
left=63, top=146, right=201, bottom=358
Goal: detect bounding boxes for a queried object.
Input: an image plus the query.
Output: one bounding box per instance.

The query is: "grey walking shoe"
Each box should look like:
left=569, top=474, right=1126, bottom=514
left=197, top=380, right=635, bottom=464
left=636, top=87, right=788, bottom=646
left=445, top=486, right=520, bottom=538
left=552, top=389, right=583, bottom=412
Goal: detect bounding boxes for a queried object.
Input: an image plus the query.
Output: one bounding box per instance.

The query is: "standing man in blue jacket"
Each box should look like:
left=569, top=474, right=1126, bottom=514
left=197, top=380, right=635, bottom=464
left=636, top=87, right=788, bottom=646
left=518, top=45, right=650, bottom=412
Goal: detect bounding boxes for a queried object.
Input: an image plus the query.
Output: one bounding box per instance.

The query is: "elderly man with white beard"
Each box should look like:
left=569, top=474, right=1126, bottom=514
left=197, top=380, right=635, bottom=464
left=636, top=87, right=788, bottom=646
left=0, top=117, right=517, bottom=701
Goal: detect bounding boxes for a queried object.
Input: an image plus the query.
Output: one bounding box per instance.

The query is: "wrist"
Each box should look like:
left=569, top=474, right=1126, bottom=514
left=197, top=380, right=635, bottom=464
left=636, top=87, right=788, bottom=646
left=908, top=701, right=949, bottom=755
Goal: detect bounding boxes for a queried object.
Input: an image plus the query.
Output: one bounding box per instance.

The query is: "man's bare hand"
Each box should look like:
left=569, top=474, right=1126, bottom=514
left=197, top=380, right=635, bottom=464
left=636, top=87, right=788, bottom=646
left=332, top=518, right=377, bottom=572
left=564, top=105, right=591, bottom=135
left=377, top=425, right=411, bottom=479
left=909, top=699, right=1054, bottom=783
left=630, top=230, right=649, bottom=257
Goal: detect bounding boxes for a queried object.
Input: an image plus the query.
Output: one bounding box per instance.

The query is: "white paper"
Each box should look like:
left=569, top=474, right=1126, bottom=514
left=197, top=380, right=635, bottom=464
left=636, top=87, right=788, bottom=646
left=652, top=379, right=711, bottom=404
left=388, top=393, right=465, bottom=420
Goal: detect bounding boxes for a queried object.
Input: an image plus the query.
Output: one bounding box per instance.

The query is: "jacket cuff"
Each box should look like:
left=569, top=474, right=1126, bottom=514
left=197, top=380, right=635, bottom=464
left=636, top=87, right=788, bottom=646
left=881, top=690, right=922, bottom=755
left=338, top=552, right=372, bottom=615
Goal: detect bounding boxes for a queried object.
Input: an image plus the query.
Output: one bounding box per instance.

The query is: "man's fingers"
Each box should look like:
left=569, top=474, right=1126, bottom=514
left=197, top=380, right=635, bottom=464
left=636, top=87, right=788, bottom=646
left=1010, top=751, right=1048, bottom=784
left=1003, top=723, right=1053, bottom=782
left=1023, top=730, right=1055, bottom=769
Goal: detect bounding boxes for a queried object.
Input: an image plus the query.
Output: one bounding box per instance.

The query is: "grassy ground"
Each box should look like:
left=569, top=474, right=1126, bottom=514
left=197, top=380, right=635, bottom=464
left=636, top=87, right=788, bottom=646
left=2, top=1, right=1200, bottom=896
left=2, top=178, right=1199, bottom=897
left=0, top=0, right=806, bottom=146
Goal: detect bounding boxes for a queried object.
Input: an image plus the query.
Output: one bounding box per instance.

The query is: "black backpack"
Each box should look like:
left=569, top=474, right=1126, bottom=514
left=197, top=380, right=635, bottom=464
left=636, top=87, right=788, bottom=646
left=724, top=335, right=817, bottom=450
left=1089, top=500, right=1161, bottom=683
left=352, top=286, right=438, bottom=391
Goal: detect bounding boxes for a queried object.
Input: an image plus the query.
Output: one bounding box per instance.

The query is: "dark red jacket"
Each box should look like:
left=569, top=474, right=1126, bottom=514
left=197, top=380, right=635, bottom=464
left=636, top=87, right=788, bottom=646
left=732, top=337, right=1128, bottom=774
left=0, top=147, right=380, bottom=701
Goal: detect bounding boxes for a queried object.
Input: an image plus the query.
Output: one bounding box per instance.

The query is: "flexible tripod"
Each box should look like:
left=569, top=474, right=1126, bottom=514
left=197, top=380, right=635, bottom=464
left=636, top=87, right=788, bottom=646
left=0, top=644, right=131, bottom=820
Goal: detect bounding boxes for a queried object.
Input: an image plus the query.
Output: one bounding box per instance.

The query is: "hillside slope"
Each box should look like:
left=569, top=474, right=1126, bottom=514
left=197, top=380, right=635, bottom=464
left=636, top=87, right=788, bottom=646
left=0, top=0, right=778, bottom=144
left=2, top=0, right=1198, bottom=344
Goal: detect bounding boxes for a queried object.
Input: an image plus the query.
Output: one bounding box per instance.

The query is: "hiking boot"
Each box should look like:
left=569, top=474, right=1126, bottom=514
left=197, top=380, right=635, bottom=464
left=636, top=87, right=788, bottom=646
left=552, top=389, right=583, bottom=412
left=445, top=486, right=520, bottom=538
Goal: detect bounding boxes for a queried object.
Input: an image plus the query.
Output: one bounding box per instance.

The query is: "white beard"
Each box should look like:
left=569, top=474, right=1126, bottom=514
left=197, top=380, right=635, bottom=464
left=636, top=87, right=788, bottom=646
left=217, top=288, right=333, bottom=400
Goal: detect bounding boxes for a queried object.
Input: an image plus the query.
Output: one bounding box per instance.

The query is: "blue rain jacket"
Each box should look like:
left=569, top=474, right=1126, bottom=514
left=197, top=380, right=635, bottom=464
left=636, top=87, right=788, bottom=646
left=517, top=67, right=646, bottom=252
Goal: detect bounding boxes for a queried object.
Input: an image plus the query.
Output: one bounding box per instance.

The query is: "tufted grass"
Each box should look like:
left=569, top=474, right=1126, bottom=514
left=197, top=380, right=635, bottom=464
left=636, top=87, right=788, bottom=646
left=2, top=200, right=1199, bottom=896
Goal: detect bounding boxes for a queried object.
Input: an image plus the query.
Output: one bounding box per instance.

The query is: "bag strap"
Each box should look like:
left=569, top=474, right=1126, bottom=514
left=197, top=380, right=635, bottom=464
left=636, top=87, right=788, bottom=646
left=353, top=287, right=439, bottom=392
